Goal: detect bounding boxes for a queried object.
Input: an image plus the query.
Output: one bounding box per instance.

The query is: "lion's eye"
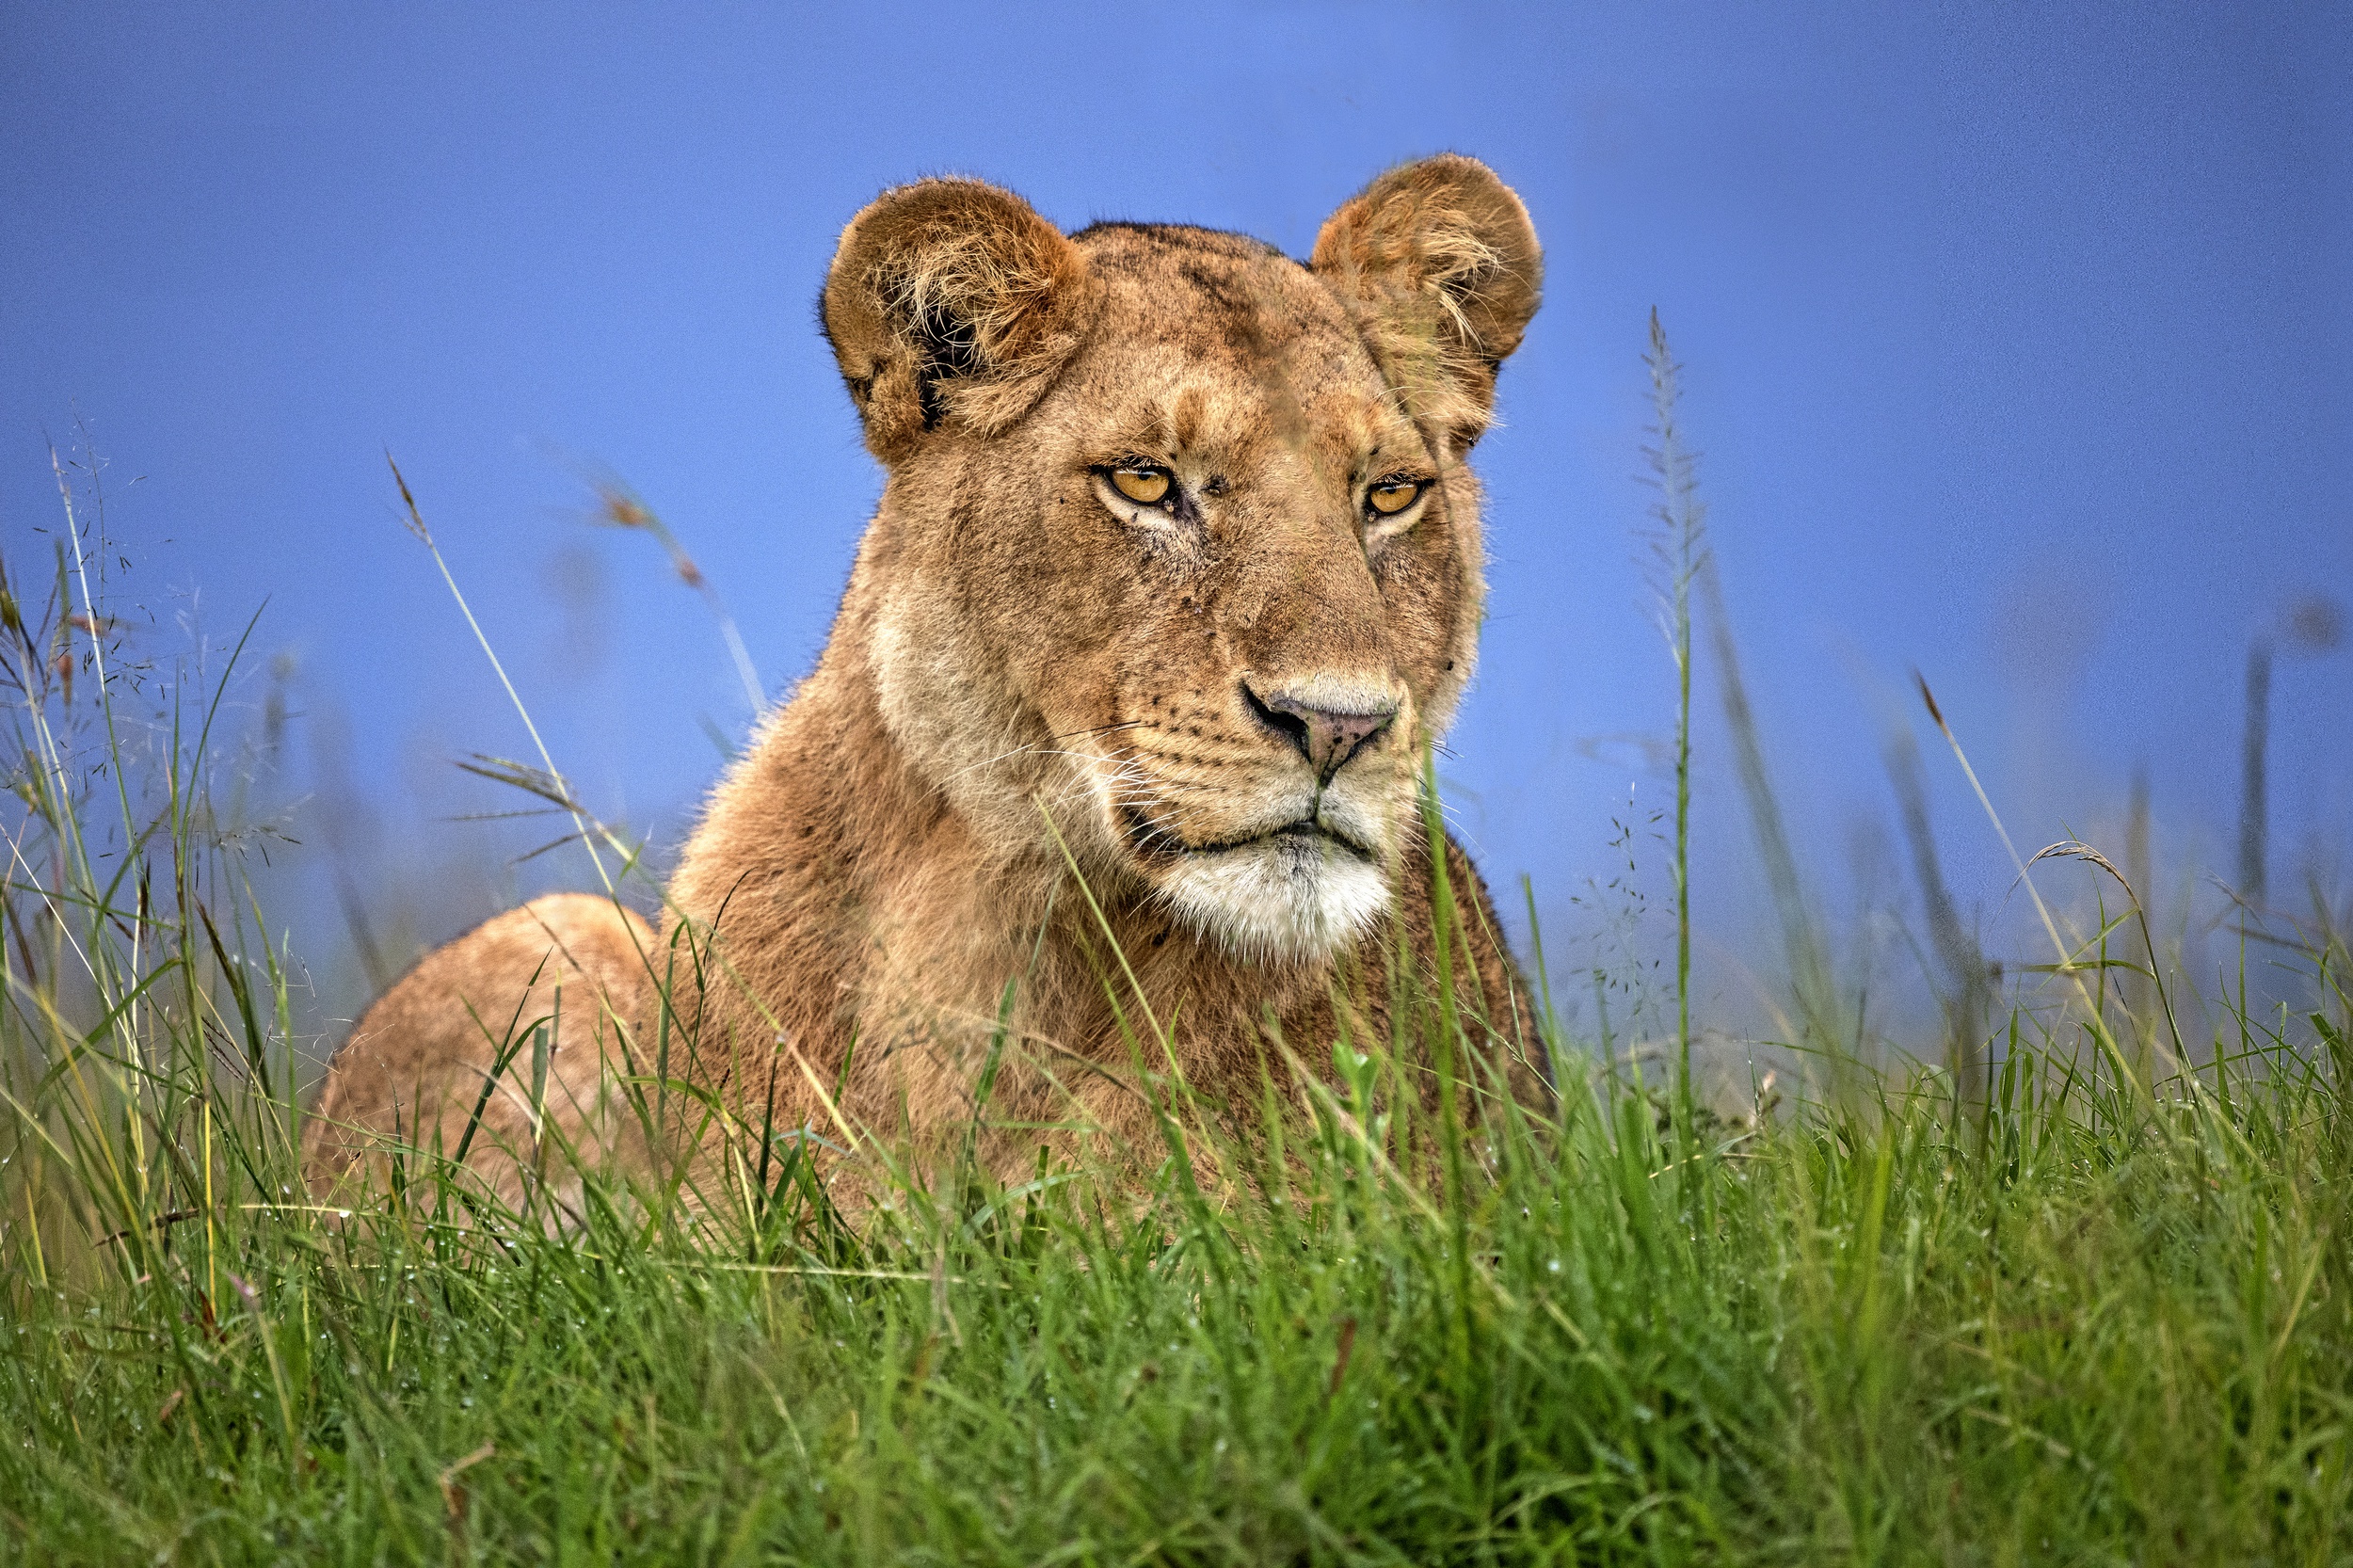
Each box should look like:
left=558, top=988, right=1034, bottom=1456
left=1112, top=468, right=1172, bottom=505
left=1368, top=479, right=1423, bottom=517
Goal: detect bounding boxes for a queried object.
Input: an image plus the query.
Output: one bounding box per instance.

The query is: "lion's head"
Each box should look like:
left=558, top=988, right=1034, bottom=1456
left=818, top=156, right=1540, bottom=962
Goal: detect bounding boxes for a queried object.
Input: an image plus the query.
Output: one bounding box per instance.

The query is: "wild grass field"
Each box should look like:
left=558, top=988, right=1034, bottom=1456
left=5, top=350, right=2351, bottom=1565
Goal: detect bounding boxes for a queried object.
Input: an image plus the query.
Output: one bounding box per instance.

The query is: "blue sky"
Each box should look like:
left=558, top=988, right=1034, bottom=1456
left=4, top=2, right=2347, bottom=1031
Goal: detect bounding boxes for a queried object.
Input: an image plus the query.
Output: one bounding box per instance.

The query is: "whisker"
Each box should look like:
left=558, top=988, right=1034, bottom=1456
left=946, top=744, right=1134, bottom=783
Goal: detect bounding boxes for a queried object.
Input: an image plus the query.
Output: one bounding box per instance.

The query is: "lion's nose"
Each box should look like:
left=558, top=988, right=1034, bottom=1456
left=1243, top=681, right=1399, bottom=784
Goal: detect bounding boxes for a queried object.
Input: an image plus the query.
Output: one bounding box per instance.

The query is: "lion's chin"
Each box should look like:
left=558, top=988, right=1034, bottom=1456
left=1152, top=835, right=1391, bottom=965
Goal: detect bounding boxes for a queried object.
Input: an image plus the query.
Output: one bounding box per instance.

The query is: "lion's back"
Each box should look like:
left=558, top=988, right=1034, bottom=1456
left=302, top=892, right=655, bottom=1204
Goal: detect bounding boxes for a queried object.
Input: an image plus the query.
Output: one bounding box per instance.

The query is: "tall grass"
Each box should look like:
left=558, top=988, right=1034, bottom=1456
left=6, top=392, right=2353, bottom=1563
left=1642, top=311, right=1704, bottom=1117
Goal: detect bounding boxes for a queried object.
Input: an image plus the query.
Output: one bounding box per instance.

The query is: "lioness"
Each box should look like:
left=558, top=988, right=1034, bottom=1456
left=304, top=155, right=1549, bottom=1211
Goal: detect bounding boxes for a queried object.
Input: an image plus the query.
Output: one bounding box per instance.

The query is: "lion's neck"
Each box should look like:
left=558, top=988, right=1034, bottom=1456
left=664, top=629, right=1330, bottom=1098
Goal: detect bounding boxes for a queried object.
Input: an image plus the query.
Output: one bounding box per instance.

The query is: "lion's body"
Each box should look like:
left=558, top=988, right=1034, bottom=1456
left=302, top=894, right=655, bottom=1209
left=303, top=157, right=1549, bottom=1208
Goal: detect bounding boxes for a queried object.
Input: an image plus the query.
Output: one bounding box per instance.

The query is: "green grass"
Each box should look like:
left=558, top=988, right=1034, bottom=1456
left=8, top=428, right=2353, bottom=1563
left=8, top=728, right=2353, bottom=1564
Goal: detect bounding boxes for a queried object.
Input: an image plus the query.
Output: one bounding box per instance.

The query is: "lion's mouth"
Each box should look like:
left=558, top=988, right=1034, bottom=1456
left=1118, top=804, right=1376, bottom=863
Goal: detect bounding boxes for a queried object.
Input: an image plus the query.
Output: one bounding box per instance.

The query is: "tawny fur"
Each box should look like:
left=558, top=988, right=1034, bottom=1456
left=303, top=154, right=1548, bottom=1209
left=302, top=894, right=655, bottom=1211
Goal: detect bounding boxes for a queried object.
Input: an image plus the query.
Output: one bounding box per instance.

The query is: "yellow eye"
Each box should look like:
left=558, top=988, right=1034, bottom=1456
left=1368, top=479, right=1423, bottom=516
left=1111, top=467, right=1172, bottom=504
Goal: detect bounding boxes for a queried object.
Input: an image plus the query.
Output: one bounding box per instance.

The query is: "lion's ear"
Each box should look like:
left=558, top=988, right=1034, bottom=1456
left=822, top=178, right=1096, bottom=464
left=1311, top=155, right=1542, bottom=446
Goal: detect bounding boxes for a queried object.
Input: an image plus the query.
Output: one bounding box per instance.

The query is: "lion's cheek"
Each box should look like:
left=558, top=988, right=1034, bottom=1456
left=868, top=592, right=1094, bottom=861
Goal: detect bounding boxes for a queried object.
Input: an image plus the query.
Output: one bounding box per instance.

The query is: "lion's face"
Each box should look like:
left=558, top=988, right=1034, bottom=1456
left=824, top=161, right=1540, bottom=961
left=980, top=231, right=1476, bottom=958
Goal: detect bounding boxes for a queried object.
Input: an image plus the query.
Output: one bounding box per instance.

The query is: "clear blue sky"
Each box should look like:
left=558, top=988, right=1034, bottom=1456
left=4, top=2, right=2347, bottom=1032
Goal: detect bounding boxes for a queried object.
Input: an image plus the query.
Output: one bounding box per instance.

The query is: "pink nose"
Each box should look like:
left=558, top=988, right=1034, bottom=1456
left=1244, top=682, right=1398, bottom=784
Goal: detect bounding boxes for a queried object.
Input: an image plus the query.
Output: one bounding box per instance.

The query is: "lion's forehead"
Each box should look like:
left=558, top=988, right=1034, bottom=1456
left=1070, top=220, right=1291, bottom=274
left=1055, top=229, right=1416, bottom=476
left=1075, top=229, right=1365, bottom=367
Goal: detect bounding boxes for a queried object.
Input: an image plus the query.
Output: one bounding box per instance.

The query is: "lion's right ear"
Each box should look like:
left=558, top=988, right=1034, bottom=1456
left=821, top=179, right=1096, bottom=464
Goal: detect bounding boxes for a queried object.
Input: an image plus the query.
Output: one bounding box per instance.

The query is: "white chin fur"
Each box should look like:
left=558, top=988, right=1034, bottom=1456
left=1156, top=837, right=1391, bottom=963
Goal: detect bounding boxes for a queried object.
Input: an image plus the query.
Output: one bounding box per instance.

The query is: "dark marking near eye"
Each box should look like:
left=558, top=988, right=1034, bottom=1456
left=1205, top=475, right=1229, bottom=497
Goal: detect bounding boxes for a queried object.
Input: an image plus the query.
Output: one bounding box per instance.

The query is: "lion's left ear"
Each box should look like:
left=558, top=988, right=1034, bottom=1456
left=1311, top=155, right=1542, bottom=446
left=823, top=178, right=1097, bottom=465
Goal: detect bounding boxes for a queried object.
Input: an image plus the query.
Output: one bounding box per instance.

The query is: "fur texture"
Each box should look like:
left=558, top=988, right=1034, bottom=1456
left=304, top=155, right=1548, bottom=1207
